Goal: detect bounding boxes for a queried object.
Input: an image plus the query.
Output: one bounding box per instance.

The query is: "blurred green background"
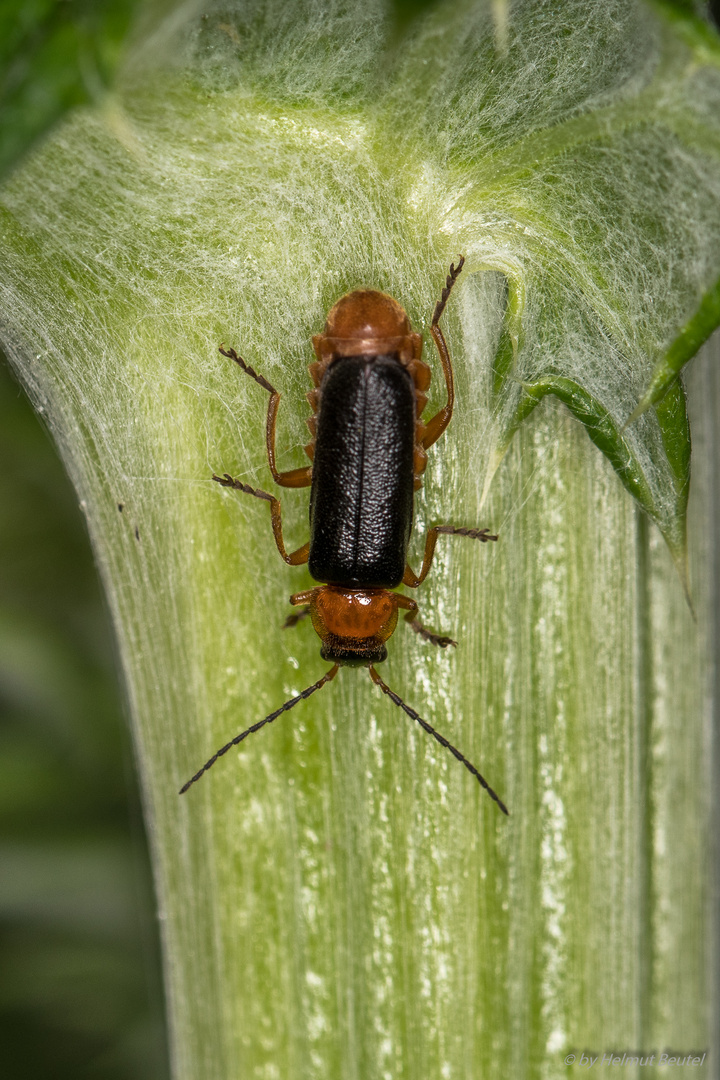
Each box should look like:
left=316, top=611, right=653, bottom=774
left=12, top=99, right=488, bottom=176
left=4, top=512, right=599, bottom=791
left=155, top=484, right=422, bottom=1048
left=0, top=352, right=169, bottom=1080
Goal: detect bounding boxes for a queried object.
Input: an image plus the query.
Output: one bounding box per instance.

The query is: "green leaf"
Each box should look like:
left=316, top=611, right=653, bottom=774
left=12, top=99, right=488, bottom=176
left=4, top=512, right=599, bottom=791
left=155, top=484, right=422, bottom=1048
left=650, top=0, right=720, bottom=58
left=487, top=374, right=690, bottom=576
left=458, top=1, right=720, bottom=569
left=626, top=272, right=720, bottom=425
left=0, top=0, right=140, bottom=181
left=490, top=273, right=525, bottom=399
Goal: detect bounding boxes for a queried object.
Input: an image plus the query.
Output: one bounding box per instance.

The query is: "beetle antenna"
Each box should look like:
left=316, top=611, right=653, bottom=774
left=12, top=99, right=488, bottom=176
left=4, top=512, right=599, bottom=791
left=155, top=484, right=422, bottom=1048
left=179, top=665, right=339, bottom=795
left=368, top=665, right=508, bottom=815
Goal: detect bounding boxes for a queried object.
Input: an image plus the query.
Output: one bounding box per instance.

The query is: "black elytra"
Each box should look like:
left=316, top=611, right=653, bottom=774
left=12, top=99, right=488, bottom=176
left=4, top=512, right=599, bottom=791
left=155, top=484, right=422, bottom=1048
left=309, top=354, right=416, bottom=589
left=181, top=259, right=508, bottom=815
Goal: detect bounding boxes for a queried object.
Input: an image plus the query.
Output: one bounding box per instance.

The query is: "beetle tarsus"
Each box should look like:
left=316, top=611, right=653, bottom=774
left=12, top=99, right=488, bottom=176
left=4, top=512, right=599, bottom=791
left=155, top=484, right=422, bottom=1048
left=212, top=473, right=273, bottom=501
left=404, top=523, right=499, bottom=589
left=408, top=621, right=457, bottom=648
left=435, top=525, right=498, bottom=543
left=283, top=606, right=312, bottom=629
left=431, top=255, right=465, bottom=327
left=219, top=344, right=276, bottom=395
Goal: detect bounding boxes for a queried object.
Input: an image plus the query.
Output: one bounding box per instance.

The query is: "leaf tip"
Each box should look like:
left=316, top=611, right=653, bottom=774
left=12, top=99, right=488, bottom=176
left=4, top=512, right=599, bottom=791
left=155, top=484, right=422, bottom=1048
left=480, top=444, right=507, bottom=509
left=623, top=397, right=650, bottom=431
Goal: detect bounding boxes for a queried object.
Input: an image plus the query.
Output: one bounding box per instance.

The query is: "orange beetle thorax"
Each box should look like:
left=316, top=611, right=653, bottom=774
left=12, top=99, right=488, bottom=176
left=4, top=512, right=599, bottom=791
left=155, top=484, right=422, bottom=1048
left=315, top=587, right=396, bottom=638
left=323, top=290, right=411, bottom=341
left=311, top=289, right=423, bottom=365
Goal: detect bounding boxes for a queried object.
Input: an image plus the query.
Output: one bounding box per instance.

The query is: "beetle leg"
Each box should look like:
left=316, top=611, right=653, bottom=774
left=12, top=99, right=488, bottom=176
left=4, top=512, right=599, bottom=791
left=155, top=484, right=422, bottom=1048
left=219, top=345, right=313, bottom=489
left=265, top=391, right=314, bottom=488
left=402, top=523, right=498, bottom=588
left=284, top=589, right=318, bottom=626
left=395, top=595, right=456, bottom=648
left=212, top=473, right=309, bottom=566
left=421, top=257, right=464, bottom=450
left=283, top=605, right=312, bottom=629
left=289, top=589, right=318, bottom=605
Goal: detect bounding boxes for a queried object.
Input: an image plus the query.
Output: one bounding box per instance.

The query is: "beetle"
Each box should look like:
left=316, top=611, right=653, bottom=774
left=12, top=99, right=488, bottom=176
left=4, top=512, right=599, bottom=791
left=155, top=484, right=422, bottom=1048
left=180, top=258, right=508, bottom=814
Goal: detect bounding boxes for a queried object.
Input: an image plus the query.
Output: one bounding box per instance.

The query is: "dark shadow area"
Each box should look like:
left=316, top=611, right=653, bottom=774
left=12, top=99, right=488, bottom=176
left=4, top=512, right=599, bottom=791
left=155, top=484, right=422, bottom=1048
left=0, top=353, right=169, bottom=1080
